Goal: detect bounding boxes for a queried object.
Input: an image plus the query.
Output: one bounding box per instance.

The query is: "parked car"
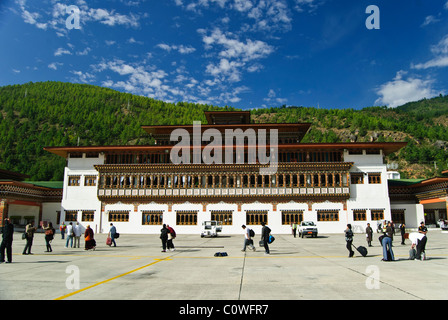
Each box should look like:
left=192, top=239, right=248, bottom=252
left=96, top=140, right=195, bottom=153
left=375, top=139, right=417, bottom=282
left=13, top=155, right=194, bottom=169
left=298, top=221, right=318, bottom=238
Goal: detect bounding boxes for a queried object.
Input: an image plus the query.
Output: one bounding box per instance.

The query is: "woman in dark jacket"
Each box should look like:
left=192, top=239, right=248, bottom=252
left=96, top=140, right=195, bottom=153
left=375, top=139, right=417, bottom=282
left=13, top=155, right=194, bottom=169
left=160, top=224, right=169, bottom=252
left=345, top=224, right=354, bottom=257
left=43, top=222, right=55, bottom=252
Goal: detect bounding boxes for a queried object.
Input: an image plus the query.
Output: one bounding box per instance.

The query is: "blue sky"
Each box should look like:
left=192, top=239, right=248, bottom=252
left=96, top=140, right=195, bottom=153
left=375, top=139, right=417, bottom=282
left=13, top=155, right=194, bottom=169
left=1, top=0, right=448, bottom=110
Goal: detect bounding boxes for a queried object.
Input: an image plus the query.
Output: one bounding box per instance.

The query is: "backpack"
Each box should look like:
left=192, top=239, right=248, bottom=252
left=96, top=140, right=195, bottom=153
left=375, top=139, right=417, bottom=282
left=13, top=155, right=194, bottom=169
left=169, top=227, right=176, bottom=238
left=249, top=229, right=255, bottom=237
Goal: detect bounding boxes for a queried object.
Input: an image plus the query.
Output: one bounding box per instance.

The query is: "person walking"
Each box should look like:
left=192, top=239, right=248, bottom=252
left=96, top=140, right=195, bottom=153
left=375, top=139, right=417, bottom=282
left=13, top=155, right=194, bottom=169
left=345, top=224, right=354, bottom=258
left=60, top=222, right=66, bottom=240
left=73, top=222, right=82, bottom=248
left=109, top=223, right=117, bottom=247
left=167, top=224, right=176, bottom=251
left=0, top=218, right=14, bottom=263
left=65, top=222, right=74, bottom=248
left=365, top=223, right=373, bottom=247
left=84, top=225, right=95, bottom=250
left=381, top=222, right=395, bottom=261
left=43, top=222, right=55, bottom=252
left=400, top=223, right=406, bottom=245
left=22, top=221, right=36, bottom=255
left=292, top=222, right=297, bottom=238
left=241, top=225, right=256, bottom=252
left=160, top=224, right=169, bottom=252
left=260, top=222, right=271, bottom=255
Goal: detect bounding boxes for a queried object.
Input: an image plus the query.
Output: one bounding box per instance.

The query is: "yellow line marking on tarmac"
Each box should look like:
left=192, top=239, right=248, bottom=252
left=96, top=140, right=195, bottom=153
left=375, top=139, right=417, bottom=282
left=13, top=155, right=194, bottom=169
left=54, top=257, right=171, bottom=300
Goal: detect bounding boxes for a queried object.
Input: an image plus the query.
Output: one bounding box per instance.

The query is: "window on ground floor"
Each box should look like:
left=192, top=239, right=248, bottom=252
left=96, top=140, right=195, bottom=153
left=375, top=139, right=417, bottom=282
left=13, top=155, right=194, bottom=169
left=353, top=209, right=367, bottom=221
left=317, top=209, right=339, bottom=221
left=281, top=210, right=303, bottom=225
left=82, top=210, right=95, bottom=222
left=391, top=209, right=405, bottom=224
left=210, top=210, right=233, bottom=225
left=142, top=210, right=164, bottom=225
left=245, top=210, right=268, bottom=225
left=371, top=209, right=384, bottom=221
left=65, top=210, right=78, bottom=221
left=108, top=210, right=130, bottom=222
left=176, top=210, right=198, bottom=225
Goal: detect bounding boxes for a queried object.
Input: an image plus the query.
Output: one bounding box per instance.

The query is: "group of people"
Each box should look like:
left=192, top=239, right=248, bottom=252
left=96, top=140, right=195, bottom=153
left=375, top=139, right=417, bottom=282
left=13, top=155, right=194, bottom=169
left=241, top=222, right=272, bottom=255
left=344, top=221, right=429, bottom=261
left=159, top=224, right=176, bottom=252
left=0, top=219, right=101, bottom=263
left=59, top=221, right=97, bottom=250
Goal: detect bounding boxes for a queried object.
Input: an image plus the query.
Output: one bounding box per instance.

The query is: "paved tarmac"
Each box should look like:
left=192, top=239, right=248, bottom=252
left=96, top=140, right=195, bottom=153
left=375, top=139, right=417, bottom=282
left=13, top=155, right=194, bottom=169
left=1, top=230, right=447, bottom=301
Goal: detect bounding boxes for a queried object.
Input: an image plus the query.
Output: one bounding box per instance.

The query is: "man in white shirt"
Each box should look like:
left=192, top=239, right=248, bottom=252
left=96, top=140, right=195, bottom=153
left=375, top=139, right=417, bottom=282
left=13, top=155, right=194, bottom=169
left=409, top=232, right=427, bottom=260
left=65, top=222, right=74, bottom=248
left=73, top=222, right=82, bottom=248
left=241, top=225, right=256, bottom=252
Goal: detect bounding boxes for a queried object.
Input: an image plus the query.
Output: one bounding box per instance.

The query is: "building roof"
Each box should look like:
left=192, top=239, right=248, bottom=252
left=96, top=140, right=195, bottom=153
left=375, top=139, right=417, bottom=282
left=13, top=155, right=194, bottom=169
left=388, top=177, right=448, bottom=188
left=204, top=111, right=251, bottom=124
left=0, top=169, right=30, bottom=181
left=44, top=142, right=407, bottom=158
left=141, top=122, right=312, bottom=136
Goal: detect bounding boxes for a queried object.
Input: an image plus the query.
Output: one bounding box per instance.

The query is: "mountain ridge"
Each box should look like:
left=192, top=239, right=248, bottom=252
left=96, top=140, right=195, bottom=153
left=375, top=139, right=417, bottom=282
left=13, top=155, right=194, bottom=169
left=1, top=81, right=447, bottom=181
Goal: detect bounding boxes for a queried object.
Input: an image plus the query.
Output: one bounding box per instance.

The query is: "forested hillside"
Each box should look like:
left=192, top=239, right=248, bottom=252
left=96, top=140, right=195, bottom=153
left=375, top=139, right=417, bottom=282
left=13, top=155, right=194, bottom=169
left=1, top=81, right=447, bottom=181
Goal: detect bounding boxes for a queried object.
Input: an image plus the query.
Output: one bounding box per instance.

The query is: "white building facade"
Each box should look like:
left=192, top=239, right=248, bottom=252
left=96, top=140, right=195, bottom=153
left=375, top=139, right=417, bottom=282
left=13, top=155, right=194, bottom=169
left=46, top=111, right=410, bottom=235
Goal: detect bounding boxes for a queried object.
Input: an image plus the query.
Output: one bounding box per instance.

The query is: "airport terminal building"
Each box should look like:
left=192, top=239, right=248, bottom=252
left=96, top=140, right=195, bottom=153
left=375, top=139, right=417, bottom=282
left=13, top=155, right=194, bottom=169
left=41, top=111, right=445, bottom=235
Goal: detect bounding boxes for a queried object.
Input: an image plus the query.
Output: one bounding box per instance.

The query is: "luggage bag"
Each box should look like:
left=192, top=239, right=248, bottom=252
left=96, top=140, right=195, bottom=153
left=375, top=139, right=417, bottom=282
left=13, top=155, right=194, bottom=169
left=352, top=244, right=368, bottom=257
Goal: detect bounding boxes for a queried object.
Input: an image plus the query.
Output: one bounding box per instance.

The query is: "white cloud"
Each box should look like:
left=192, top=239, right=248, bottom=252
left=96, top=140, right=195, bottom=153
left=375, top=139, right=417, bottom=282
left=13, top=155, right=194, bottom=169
left=127, top=37, right=144, bottom=45
left=201, top=28, right=273, bottom=62
left=374, top=71, right=439, bottom=108
left=199, top=28, right=273, bottom=85
left=48, top=62, right=63, bottom=70
left=445, top=1, right=448, bottom=10
left=412, top=34, right=448, bottom=69
left=263, top=88, right=287, bottom=106
left=70, top=70, right=95, bottom=83
left=15, top=0, right=142, bottom=36
left=206, top=58, right=244, bottom=82
left=16, top=0, right=47, bottom=29
left=76, top=47, right=91, bottom=56
left=85, top=8, right=140, bottom=27
left=54, top=47, right=72, bottom=56
left=293, top=0, right=321, bottom=12
left=156, top=43, right=196, bottom=54
left=421, top=15, right=440, bottom=27
left=175, top=0, right=293, bottom=32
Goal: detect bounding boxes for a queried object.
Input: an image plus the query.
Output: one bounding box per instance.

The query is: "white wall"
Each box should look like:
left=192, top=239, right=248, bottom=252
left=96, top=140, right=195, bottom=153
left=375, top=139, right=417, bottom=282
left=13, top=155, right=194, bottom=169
left=51, top=149, right=424, bottom=235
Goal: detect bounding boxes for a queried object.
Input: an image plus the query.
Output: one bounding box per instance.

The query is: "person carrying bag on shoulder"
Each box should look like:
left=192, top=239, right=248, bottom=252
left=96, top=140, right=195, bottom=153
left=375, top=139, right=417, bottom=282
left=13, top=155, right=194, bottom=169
left=260, top=222, right=271, bottom=255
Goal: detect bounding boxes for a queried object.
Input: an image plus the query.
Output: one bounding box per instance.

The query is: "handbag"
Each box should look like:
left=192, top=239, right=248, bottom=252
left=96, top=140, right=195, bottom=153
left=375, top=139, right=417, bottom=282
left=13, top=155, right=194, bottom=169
left=106, top=237, right=112, bottom=246
left=268, top=234, right=275, bottom=244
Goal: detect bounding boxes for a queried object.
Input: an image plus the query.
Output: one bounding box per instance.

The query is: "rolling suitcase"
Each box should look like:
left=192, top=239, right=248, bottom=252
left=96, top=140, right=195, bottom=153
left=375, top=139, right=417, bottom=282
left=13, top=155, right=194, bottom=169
left=352, top=244, right=368, bottom=257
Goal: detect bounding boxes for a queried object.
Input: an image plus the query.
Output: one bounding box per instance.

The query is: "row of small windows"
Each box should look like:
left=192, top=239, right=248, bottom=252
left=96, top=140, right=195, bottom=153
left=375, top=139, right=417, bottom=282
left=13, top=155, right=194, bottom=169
left=68, top=175, right=97, bottom=186
left=96, top=172, right=350, bottom=189
left=68, top=172, right=380, bottom=189
left=63, top=209, right=387, bottom=225
left=103, top=151, right=343, bottom=165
